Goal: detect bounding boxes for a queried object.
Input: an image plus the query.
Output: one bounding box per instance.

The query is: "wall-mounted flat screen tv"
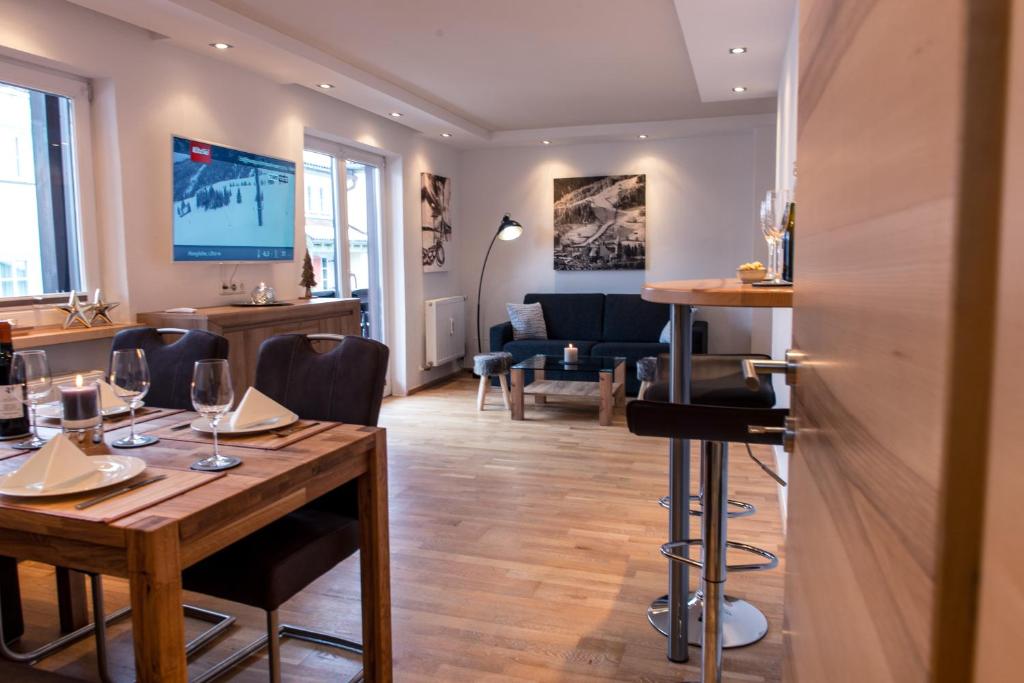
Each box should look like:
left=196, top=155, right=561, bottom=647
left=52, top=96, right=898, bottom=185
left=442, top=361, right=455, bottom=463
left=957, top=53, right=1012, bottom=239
left=172, top=136, right=295, bottom=261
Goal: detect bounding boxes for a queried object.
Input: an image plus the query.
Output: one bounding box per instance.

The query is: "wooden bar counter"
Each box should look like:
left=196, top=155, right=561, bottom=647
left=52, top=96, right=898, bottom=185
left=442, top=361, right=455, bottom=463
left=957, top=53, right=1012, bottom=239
left=642, top=278, right=793, bottom=308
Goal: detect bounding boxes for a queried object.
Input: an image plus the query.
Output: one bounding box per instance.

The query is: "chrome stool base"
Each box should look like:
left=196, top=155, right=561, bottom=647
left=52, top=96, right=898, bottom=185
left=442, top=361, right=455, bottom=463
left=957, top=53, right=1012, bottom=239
left=648, top=592, right=769, bottom=648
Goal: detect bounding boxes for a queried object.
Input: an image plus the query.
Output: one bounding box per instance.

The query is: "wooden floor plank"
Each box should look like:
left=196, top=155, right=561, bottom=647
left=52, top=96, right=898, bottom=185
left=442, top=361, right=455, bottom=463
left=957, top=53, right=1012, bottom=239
left=18, top=376, right=783, bottom=682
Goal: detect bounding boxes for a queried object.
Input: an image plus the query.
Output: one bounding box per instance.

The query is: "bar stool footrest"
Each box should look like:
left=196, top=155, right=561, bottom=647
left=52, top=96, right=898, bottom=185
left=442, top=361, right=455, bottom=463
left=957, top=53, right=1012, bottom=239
left=660, top=539, right=779, bottom=572
left=657, top=495, right=757, bottom=518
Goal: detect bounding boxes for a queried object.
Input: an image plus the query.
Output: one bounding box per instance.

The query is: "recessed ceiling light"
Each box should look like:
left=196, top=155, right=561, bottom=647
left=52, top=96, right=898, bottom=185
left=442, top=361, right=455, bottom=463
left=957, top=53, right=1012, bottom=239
left=441, top=132, right=453, bottom=138
left=638, top=134, right=648, bottom=140
left=389, top=112, right=403, bottom=118
left=732, top=86, right=748, bottom=93
left=317, top=83, right=334, bottom=89
left=209, top=42, right=232, bottom=50
left=542, top=140, right=552, bottom=145
left=729, top=46, right=748, bottom=55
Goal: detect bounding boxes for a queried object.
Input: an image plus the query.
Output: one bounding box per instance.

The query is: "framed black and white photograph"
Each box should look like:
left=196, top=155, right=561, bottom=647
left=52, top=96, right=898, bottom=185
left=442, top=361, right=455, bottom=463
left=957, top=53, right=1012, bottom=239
left=421, top=172, right=452, bottom=272
left=553, top=174, right=646, bottom=271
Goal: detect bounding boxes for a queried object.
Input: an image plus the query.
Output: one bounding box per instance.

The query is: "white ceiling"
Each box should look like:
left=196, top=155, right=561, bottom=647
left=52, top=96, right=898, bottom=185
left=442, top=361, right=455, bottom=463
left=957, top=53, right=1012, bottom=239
left=67, top=0, right=795, bottom=146
left=209, top=0, right=774, bottom=131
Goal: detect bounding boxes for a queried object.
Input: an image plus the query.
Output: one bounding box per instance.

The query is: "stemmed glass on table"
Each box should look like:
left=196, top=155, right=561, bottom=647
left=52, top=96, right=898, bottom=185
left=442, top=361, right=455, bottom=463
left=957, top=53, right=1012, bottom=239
left=109, top=348, right=159, bottom=448
left=9, top=350, right=51, bottom=450
left=760, top=190, right=790, bottom=284
left=190, top=359, right=240, bottom=471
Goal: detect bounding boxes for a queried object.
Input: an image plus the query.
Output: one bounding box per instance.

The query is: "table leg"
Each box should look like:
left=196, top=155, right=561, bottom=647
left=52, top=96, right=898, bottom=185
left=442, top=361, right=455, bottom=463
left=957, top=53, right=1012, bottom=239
left=534, top=369, right=546, bottom=404
left=599, top=372, right=613, bottom=426
left=614, top=362, right=626, bottom=408
left=510, top=368, right=525, bottom=420
left=358, top=431, right=393, bottom=682
left=55, top=567, right=89, bottom=633
left=126, top=518, right=187, bottom=683
left=665, top=304, right=693, bottom=662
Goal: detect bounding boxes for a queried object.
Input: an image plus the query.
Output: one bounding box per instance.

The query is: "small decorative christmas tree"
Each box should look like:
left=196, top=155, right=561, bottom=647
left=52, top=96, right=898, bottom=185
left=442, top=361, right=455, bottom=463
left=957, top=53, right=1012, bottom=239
left=299, top=249, right=317, bottom=299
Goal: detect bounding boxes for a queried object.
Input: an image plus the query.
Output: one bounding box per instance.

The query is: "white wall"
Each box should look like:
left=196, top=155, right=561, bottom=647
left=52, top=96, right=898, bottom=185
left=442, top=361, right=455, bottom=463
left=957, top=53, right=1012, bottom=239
left=460, top=120, right=776, bottom=355
left=0, top=0, right=464, bottom=393
left=769, top=5, right=800, bottom=525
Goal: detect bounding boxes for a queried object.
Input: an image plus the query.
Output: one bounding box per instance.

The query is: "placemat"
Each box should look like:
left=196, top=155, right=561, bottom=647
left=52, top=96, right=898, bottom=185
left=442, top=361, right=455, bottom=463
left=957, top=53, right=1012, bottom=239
left=146, top=419, right=337, bottom=450
left=38, top=406, right=184, bottom=428
left=0, top=463, right=225, bottom=524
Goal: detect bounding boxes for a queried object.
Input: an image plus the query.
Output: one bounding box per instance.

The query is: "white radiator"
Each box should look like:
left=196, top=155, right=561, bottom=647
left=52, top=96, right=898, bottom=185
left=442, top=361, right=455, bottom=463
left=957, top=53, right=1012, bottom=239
left=425, top=295, right=467, bottom=367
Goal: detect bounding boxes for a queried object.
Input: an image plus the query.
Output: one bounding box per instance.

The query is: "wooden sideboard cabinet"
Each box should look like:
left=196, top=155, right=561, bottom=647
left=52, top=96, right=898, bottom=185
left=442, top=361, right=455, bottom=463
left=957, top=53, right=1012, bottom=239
left=139, top=298, right=360, bottom=399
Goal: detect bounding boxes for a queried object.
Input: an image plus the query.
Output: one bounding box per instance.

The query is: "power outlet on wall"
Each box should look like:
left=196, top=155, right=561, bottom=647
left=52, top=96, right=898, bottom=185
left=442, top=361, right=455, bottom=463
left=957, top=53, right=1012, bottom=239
left=220, top=281, right=245, bottom=295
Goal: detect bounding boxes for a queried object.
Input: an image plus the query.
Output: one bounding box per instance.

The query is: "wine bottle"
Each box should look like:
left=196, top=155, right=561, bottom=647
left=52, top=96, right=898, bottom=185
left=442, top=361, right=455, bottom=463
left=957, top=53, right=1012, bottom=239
left=0, top=322, right=30, bottom=440
left=782, top=201, right=795, bottom=283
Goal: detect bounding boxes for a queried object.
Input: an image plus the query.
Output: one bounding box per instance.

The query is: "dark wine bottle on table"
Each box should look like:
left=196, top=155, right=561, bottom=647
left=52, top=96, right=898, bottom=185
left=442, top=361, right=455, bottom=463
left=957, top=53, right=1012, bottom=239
left=0, top=322, right=30, bottom=440
left=782, top=201, right=795, bottom=283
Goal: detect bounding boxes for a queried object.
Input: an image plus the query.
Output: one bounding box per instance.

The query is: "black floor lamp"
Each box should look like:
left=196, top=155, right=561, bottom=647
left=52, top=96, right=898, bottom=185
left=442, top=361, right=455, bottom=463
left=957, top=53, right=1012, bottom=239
left=477, top=213, right=524, bottom=353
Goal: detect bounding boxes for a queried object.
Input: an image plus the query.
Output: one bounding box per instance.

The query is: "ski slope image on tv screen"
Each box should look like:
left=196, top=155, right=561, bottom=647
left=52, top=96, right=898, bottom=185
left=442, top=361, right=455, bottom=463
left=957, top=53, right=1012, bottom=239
left=172, top=136, right=295, bottom=261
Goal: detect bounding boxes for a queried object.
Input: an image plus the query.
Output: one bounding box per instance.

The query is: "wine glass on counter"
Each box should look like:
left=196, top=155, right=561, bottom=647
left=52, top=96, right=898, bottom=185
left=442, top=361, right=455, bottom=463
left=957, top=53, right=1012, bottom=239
left=762, top=189, right=791, bottom=284
left=110, top=348, right=158, bottom=448
left=759, top=198, right=779, bottom=281
left=189, top=359, right=240, bottom=471
left=10, top=350, right=52, bottom=450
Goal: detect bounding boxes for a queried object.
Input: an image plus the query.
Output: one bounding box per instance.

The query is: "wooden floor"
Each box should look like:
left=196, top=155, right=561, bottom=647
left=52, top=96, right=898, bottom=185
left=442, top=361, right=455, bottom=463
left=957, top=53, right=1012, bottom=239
left=26, top=375, right=785, bottom=682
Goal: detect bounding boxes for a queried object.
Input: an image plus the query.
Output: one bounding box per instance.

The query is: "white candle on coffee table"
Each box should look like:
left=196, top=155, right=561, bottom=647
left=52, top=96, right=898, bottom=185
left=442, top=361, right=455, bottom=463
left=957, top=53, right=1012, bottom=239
left=564, top=343, right=578, bottom=364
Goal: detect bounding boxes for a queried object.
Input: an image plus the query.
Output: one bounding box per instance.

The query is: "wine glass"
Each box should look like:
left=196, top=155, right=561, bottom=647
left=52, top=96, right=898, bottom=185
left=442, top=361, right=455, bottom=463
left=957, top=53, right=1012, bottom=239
left=190, top=359, right=240, bottom=471
left=759, top=198, right=778, bottom=280
left=109, top=349, right=158, bottom=448
left=763, top=190, right=790, bottom=283
left=10, top=350, right=52, bottom=450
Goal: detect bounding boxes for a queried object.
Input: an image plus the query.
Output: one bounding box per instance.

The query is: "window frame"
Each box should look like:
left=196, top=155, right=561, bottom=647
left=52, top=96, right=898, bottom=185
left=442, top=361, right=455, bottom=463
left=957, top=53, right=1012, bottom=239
left=0, top=56, right=99, bottom=306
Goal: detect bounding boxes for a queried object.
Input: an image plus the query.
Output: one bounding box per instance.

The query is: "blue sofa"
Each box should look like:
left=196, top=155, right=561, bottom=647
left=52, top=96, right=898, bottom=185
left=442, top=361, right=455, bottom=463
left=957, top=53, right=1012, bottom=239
left=489, top=293, right=708, bottom=395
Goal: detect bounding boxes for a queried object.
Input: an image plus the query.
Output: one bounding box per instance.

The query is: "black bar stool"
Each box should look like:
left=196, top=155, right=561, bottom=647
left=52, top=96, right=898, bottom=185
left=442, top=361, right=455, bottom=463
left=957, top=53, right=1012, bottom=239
left=629, top=401, right=787, bottom=683
left=641, top=354, right=780, bottom=648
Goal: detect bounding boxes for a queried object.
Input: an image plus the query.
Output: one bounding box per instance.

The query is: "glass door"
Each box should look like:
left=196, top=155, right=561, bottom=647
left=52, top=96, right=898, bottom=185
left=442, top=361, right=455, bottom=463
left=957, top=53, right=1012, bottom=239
left=302, top=141, right=388, bottom=390
left=344, top=160, right=384, bottom=341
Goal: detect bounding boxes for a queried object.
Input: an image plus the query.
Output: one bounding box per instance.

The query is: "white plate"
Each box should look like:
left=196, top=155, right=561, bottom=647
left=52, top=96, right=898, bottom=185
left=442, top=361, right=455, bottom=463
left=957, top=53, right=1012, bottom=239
left=36, top=402, right=139, bottom=420
left=0, top=455, right=147, bottom=498
left=190, top=411, right=298, bottom=435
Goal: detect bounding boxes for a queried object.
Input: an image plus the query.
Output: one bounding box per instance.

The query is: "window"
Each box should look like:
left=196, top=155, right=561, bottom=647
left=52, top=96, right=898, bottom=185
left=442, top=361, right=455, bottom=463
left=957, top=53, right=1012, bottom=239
left=0, top=78, right=84, bottom=297
left=302, top=150, right=338, bottom=295
left=302, top=139, right=386, bottom=343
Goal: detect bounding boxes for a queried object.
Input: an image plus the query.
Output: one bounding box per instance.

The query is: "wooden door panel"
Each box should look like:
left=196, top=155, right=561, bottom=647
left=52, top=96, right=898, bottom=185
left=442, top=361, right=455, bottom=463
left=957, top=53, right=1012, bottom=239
left=784, top=0, right=1003, bottom=681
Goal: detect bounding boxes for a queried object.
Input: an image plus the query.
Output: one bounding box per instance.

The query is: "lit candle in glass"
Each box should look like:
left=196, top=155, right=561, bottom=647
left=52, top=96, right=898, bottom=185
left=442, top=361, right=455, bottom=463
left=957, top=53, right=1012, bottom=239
left=564, top=343, right=578, bottom=364
left=61, top=375, right=100, bottom=423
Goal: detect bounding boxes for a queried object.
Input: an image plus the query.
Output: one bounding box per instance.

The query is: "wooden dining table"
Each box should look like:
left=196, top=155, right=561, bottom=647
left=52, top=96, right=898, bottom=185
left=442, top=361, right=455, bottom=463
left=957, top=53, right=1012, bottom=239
left=0, top=409, right=392, bottom=682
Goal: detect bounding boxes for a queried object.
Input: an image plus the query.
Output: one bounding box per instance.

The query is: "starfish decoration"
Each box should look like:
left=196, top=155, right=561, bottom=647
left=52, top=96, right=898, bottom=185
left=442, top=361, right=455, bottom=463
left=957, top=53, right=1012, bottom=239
left=57, top=292, right=95, bottom=329
left=89, top=289, right=120, bottom=326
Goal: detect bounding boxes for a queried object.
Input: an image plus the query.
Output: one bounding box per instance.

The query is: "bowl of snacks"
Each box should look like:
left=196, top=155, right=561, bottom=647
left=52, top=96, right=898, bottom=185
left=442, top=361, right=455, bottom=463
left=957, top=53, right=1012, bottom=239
left=737, top=261, right=767, bottom=283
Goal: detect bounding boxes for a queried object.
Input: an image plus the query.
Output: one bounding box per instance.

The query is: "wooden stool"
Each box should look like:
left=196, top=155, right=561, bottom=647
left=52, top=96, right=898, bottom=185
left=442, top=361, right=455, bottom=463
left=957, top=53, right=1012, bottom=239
left=637, top=356, right=659, bottom=399
left=473, top=353, right=513, bottom=411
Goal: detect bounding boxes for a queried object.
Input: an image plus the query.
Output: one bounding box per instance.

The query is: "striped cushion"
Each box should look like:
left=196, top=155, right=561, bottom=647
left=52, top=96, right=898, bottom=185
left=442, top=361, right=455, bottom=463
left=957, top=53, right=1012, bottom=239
left=506, top=302, right=548, bottom=340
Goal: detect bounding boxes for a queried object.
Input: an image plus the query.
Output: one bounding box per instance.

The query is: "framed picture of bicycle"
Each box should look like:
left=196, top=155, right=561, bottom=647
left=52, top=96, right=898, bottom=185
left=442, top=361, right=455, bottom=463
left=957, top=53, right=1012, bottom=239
left=421, top=172, right=452, bottom=272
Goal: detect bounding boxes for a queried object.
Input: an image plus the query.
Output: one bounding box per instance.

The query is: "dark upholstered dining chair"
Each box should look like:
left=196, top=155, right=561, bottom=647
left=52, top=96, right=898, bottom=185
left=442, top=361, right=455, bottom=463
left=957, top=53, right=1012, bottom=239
left=109, top=327, right=229, bottom=409
left=183, top=333, right=390, bottom=683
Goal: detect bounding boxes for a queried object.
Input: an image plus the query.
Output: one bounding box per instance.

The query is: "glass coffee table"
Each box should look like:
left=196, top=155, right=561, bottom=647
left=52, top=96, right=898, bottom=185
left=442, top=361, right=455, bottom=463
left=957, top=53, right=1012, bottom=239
left=509, top=354, right=626, bottom=426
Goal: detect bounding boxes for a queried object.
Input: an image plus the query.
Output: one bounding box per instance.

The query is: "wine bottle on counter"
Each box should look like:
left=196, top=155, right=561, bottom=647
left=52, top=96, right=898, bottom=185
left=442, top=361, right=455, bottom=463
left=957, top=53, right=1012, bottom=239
left=0, top=322, right=30, bottom=440
left=782, top=201, right=795, bottom=283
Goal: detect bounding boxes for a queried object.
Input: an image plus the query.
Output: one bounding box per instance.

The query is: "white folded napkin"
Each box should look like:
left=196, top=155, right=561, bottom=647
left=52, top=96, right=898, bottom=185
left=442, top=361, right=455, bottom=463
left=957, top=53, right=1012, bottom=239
left=229, top=387, right=290, bottom=430
left=4, top=434, right=99, bottom=491
left=96, top=380, right=128, bottom=410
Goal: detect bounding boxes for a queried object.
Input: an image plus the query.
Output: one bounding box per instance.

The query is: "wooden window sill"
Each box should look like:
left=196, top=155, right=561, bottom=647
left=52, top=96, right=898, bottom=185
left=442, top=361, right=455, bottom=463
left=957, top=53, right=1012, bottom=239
left=12, top=323, right=142, bottom=349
